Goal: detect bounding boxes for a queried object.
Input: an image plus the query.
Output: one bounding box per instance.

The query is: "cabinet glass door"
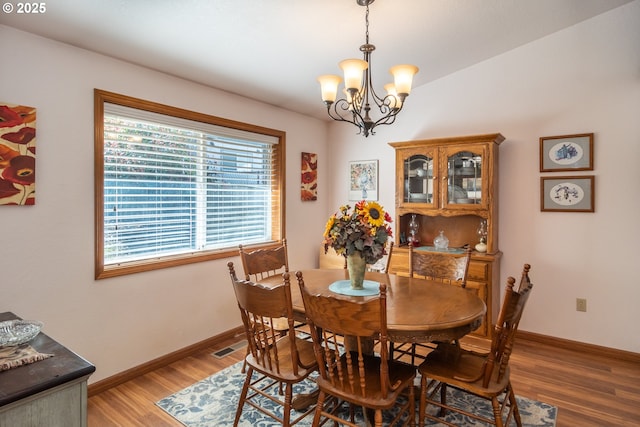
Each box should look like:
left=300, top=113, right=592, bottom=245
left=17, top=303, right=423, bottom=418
left=403, top=154, right=435, bottom=204
left=446, top=150, right=483, bottom=205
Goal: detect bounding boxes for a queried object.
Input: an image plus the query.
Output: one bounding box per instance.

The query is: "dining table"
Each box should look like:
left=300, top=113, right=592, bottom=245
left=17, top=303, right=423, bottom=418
left=261, top=268, right=487, bottom=346
left=257, top=268, right=487, bottom=417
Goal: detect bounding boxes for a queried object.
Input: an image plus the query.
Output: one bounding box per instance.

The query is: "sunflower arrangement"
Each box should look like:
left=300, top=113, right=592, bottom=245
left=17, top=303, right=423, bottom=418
left=323, top=200, right=393, bottom=265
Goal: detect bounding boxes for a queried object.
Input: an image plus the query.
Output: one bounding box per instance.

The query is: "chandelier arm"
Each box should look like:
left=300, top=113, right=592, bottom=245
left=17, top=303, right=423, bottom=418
left=325, top=100, right=370, bottom=136
left=376, top=100, right=404, bottom=124
left=371, top=108, right=400, bottom=127
left=367, top=97, right=407, bottom=132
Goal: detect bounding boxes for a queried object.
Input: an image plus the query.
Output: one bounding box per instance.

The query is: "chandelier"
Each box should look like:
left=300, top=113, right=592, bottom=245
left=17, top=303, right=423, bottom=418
left=317, top=0, right=419, bottom=137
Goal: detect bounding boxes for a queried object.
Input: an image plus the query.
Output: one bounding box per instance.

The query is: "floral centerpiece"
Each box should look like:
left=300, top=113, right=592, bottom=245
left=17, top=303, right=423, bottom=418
left=323, top=200, right=393, bottom=289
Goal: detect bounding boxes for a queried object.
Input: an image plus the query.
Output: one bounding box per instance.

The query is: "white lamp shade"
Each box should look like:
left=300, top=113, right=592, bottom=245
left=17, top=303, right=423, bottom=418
left=317, top=74, right=342, bottom=103
left=339, top=59, right=368, bottom=91
left=384, top=83, right=402, bottom=109
left=389, top=64, right=419, bottom=95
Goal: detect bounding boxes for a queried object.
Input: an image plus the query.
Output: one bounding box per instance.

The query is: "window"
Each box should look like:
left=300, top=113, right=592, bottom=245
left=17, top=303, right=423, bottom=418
left=94, top=89, right=285, bottom=279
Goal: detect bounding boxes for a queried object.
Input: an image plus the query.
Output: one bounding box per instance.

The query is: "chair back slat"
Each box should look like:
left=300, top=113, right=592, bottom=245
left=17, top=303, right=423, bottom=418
left=409, top=246, right=472, bottom=287
left=383, top=241, right=395, bottom=273
left=239, top=239, right=289, bottom=282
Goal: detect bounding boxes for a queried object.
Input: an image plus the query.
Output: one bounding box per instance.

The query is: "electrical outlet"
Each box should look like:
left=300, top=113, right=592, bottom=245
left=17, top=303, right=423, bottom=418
left=576, top=298, right=587, bottom=312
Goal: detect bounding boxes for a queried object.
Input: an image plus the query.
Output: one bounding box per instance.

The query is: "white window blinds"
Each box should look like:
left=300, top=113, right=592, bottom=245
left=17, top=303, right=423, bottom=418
left=103, top=103, right=279, bottom=265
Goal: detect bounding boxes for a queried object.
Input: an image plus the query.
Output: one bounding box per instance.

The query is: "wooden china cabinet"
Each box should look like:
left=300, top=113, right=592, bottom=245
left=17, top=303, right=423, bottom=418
left=388, top=133, right=504, bottom=338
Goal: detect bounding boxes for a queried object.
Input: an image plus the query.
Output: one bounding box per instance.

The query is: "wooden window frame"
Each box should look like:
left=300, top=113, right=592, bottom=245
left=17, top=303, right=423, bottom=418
left=94, top=89, right=286, bottom=279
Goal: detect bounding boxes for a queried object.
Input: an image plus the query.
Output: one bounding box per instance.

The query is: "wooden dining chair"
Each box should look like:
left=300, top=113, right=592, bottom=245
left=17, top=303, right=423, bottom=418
left=296, top=271, right=416, bottom=427
left=238, top=239, right=308, bottom=372
left=417, top=263, right=533, bottom=427
left=390, top=246, right=473, bottom=365
left=227, top=262, right=318, bottom=427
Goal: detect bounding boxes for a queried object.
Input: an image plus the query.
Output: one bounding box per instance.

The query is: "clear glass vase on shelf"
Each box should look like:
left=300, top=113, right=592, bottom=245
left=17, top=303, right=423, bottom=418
left=475, top=219, right=488, bottom=253
left=433, top=230, right=449, bottom=250
left=407, top=214, right=420, bottom=247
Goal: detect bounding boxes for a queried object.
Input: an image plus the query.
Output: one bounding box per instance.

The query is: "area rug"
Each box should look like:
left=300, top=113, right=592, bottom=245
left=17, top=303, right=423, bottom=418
left=157, top=362, right=557, bottom=426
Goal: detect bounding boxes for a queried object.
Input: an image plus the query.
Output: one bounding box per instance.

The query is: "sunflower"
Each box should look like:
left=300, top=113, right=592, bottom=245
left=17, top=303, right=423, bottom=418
left=323, top=215, right=336, bottom=237
left=362, top=201, right=385, bottom=227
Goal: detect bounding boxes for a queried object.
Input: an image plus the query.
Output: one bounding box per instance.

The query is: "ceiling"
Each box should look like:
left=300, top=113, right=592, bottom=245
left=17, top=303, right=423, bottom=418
left=1, top=0, right=632, bottom=121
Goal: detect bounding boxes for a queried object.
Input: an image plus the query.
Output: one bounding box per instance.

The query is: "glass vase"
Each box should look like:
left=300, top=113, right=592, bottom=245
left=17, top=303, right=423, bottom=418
left=347, top=253, right=367, bottom=290
left=433, top=230, right=449, bottom=250
left=475, top=219, right=488, bottom=253
left=407, top=214, right=420, bottom=247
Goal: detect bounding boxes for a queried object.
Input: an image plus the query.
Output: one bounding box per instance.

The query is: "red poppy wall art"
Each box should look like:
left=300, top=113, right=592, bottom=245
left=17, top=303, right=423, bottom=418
left=0, top=103, right=36, bottom=205
left=301, top=152, right=317, bottom=201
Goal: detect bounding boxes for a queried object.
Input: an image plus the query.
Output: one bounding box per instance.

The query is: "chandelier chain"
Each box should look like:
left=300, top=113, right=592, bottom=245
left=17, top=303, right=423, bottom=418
left=365, top=4, right=370, bottom=45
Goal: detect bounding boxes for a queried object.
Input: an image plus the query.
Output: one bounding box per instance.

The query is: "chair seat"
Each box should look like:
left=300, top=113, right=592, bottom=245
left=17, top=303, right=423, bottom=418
left=419, top=344, right=511, bottom=397
left=246, top=336, right=317, bottom=382
left=317, top=353, right=416, bottom=410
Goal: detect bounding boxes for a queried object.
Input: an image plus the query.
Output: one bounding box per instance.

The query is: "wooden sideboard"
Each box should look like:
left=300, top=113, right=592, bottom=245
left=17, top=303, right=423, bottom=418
left=0, top=312, right=95, bottom=427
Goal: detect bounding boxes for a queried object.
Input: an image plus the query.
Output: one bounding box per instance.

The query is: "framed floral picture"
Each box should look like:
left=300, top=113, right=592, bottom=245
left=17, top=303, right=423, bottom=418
left=540, top=133, right=593, bottom=172
left=349, top=159, right=378, bottom=201
left=0, top=102, right=36, bottom=205
left=301, top=152, right=317, bottom=201
left=540, top=176, right=595, bottom=212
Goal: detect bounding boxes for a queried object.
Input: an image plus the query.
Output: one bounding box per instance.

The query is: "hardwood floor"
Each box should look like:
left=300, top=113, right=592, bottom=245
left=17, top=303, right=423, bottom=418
left=87, top=333, right=640, bottom=426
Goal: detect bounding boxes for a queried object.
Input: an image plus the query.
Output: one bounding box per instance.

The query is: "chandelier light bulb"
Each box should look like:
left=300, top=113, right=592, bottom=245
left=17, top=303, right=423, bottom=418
left=317, top=74, right=342, bottom=104
left=339, top=59, right=368, bottom=91
left=390, top=64, right=419, bottom=96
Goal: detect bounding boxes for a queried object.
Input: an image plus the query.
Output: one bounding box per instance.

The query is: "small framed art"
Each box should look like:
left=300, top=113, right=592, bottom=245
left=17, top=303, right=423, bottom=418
left=540, top=176, right=595, bottom=212
left=349, top=159, right=378, bottom=201
left=540, top=133, right=593, bottom=172
left=301, top=152, right=318, bottom=201
left=0, top=102, right=36, bottom=205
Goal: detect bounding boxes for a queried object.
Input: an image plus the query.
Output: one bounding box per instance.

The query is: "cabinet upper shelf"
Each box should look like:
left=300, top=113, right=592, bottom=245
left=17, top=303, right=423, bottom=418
left=389, top=133, right=504, bottom=253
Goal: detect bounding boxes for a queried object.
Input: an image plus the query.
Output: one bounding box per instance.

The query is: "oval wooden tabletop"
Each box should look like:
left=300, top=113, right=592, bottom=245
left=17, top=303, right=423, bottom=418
left=264, top=269, right=487, bottom=343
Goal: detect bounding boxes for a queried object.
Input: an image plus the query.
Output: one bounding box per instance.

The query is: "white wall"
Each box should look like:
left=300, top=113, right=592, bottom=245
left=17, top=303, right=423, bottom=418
left=325, top=1, right=640, bottom=353
left=1, top=1, right=638, bottom=387
left=0, top=25, right=330, bottom=383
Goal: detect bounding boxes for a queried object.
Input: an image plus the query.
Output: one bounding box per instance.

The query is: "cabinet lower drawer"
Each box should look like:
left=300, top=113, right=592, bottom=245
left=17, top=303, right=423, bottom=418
left=468, top=260, right=489, bottom=282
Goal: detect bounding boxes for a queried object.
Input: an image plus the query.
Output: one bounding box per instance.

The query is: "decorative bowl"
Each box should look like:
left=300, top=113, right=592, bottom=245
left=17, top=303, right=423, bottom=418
left=455, top=198, right=475, bottom=204
left=409, top=193, right=429, bottom=201
left=0, top=320, right=43, bottom=347
left=458, top=167, right=476, bottom=175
